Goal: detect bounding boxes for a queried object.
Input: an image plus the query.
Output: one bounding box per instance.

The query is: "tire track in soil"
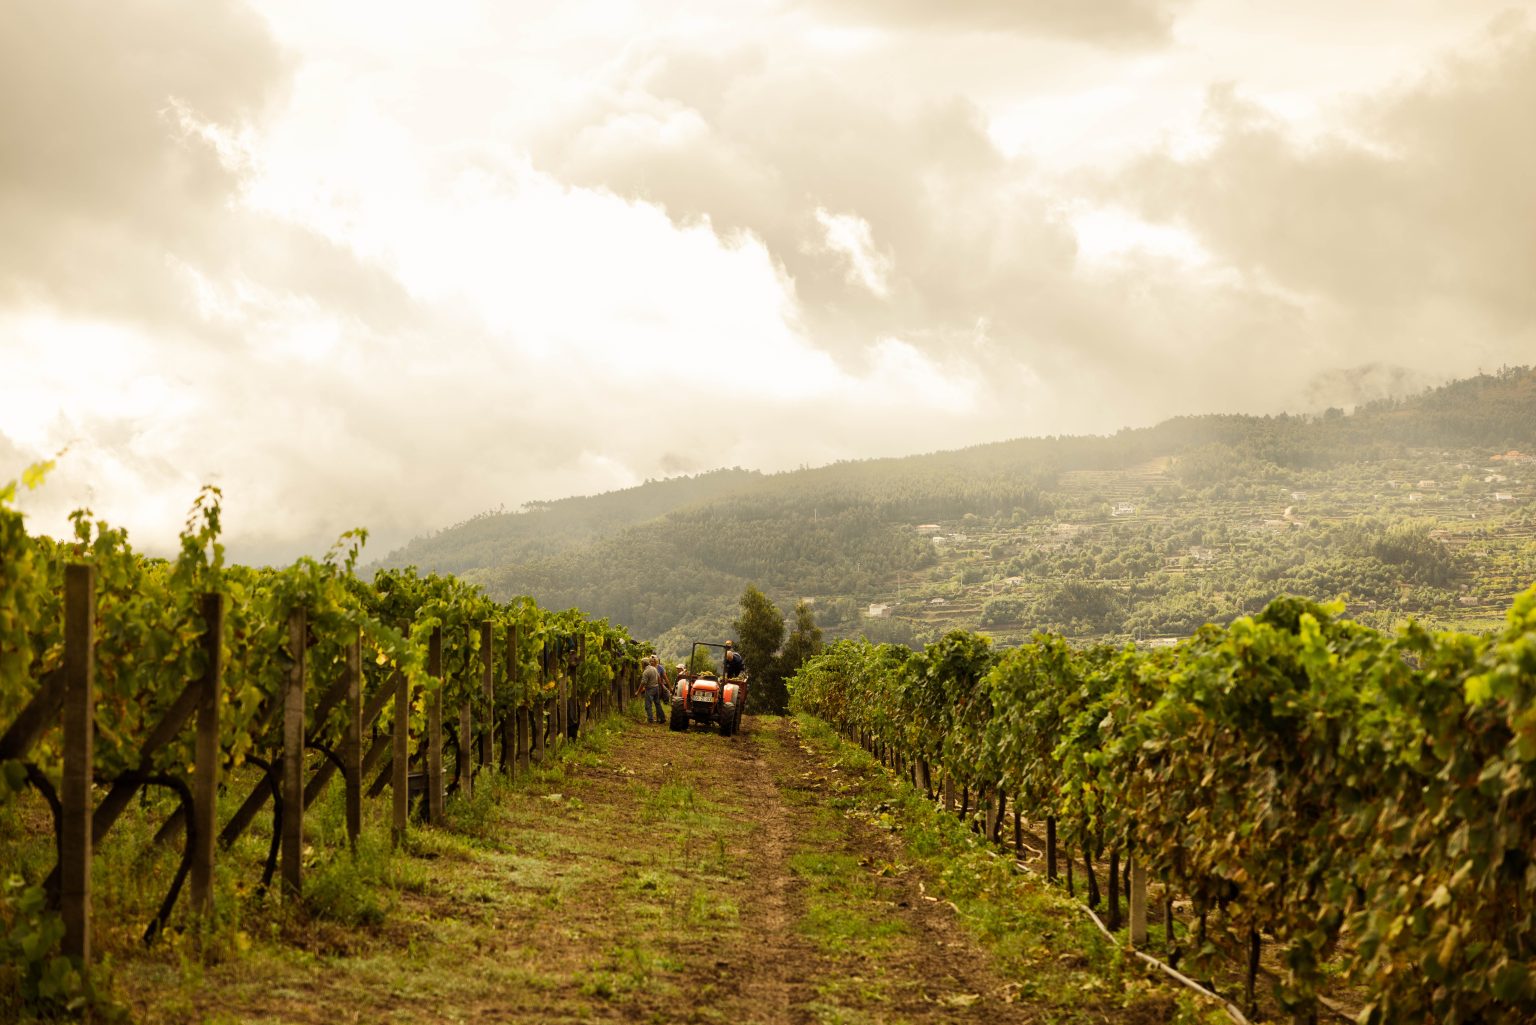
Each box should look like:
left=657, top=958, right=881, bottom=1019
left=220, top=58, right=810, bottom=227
left=113, top=714, right=1125, bottom=1024
left=632, top=716, right=1046, bottom=1024
left=725, top=744, right=802, bottom=1025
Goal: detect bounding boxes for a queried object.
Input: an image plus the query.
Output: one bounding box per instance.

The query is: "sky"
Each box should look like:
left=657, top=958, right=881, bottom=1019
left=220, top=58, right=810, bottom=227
left=3, top=0, right=1534, bottom=563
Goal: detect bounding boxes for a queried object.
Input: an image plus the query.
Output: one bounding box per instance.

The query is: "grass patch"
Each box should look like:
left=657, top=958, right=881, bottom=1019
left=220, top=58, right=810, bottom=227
left=791, top=713, right=1224, bottom=1024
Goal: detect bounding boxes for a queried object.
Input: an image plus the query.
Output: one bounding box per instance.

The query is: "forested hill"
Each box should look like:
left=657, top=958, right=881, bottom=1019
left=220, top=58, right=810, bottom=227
left=375, top=367, right=1536, bottom=652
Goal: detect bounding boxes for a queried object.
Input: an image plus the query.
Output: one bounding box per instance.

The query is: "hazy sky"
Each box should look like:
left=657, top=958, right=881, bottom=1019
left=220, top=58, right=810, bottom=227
left=3, top=0, right=1533, bottom=562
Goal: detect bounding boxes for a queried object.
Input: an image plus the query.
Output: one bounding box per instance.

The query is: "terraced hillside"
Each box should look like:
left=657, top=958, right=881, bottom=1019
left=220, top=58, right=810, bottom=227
left=377, top=368, right=1536, bottom=654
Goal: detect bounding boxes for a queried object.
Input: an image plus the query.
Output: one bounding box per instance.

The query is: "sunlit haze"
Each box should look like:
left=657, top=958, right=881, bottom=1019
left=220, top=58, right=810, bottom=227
left=4, top=0, right=1533, bottom=561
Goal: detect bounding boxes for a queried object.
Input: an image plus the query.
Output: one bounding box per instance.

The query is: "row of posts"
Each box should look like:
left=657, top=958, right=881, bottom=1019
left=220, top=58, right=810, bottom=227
left=46, top=565, right=634, bottom=971
left=863, top=729, right=1149, bottom=946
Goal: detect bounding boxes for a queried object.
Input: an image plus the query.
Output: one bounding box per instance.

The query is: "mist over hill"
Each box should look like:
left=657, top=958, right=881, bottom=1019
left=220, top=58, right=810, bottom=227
left=377, top=367, right=1536, bottom=654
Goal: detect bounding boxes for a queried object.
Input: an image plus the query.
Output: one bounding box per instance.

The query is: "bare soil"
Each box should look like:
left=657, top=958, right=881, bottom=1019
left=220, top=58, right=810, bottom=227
left=110, top=715, right=1161, bottom=1024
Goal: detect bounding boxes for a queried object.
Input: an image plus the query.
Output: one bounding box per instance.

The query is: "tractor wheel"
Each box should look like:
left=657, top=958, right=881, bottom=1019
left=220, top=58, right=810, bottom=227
left=669, top=707, right=687, bottom=732
left=719, top=710, right=736, bottom=737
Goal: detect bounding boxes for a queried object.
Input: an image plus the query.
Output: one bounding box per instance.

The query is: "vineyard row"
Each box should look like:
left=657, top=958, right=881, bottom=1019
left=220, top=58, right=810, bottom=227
left=788, top=592, right=1536, bottom=1024
left=0, top=479, right=649, bottom=1009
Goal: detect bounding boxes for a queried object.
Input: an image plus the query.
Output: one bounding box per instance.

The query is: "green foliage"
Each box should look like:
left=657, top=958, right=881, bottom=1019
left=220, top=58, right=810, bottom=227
left=684, top=646, right=716, bottom=676
left=734, top=585, right=787, bottom=713
left=0, top=877, right=88, bottom=1014
left=0, top=480, right=640, bottom=1013
left=779, top=600, right=824, bottom=680
left=384, top=369, right=1536, bottom=649
left=789, top=589, right=1536, bottom=1021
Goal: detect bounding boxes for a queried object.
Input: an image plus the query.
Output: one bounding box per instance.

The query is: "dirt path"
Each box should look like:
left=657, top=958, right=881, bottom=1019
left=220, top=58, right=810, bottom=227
left=115, top=714, right=1161, bottom=1024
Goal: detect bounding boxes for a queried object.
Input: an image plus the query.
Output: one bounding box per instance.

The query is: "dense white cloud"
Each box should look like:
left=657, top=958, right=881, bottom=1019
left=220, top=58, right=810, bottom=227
left=2, top=0, right=1533, bottom=562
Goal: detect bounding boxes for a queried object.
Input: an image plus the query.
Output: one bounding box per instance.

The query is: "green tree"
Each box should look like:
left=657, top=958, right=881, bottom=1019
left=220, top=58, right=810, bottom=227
left=685, top=645, right=718, bottom=676
left=733, top=585, right=786, bottom=713
left=780, top=599, right=824, bottom=679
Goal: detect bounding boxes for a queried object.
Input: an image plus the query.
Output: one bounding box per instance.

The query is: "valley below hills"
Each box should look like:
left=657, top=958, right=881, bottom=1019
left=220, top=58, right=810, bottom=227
left=375, top=367, right=1536, bottom=656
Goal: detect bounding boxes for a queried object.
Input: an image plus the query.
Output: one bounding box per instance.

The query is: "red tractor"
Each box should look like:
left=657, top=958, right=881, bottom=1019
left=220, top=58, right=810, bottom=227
left=670, top=641, right=748, bottom=736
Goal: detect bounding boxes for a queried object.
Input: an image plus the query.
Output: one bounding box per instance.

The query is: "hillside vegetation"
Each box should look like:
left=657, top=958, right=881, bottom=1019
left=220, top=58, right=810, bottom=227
left=377, top=367, right=1536, bottom=653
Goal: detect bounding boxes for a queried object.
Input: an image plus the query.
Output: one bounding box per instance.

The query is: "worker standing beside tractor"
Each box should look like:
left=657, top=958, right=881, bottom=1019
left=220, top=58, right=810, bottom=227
left=640, top=656, right=666, bottom=724
left=723, top=641, right=744, bottom=679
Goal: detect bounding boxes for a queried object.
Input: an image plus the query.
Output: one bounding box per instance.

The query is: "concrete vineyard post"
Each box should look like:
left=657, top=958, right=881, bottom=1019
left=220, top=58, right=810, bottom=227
left=427, top=626, right=444, bottom=825
left=540, top=641, right=551, bottom=756
left=1129, top=856, right=1148, bottom=947
left=343, top=631, right=362, bottom=852
left=457, top=627, right=472, bottom=797
left=281, top=609, right=306, bottom=897
left=533, top=691, right=546, bottom=766
left=556, top=675, right=567, bottom=748
left=61, top=564, right=95, bottom=966
left=481, top=621, right=494, bottom=771
left=458, top=701, right=472, bottom=797
left=502, top=624, right=517, bottom=774
left=1047, top=817, right=1058, bottom=881
left=1108, top=848, right=1122, bottom=930
left=516, top=706, right=529, bottom=772
left=391, top=668, right=408, bottom=847
left=574, top=634, right=585, bottom=738
left=191, top=592, right=223, bottom=914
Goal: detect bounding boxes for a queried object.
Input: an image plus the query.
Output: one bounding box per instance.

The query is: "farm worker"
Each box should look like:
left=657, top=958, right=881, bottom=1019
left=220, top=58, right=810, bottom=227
left=640, top=656, right=666, bottom=724
left=723, top=641, right=744, bottom=679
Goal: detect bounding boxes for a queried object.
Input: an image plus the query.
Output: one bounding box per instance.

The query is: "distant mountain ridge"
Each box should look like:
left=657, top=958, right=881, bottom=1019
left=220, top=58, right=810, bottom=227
left=376, top=367, right=1536, bottom=652
left=373, top=466, right=762, bottom=576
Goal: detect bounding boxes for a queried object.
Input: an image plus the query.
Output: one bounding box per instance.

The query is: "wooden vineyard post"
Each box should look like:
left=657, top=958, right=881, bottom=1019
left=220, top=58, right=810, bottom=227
left=516, top=706, right=529, bottom=773
left=343, top=631, right=362, bottom=853
left=61, top=564, right=95, bottom=966
left=427, top=626, right=445, bottom=825
left=391, top=668, right=409, bottom=847
left=1129, top=855, right=1148, bottom=947
left=191, top=592, right=223, bottom=915
left=480, top=621, right=494, bottom=771
left=281, top=608, right=306, bottom=897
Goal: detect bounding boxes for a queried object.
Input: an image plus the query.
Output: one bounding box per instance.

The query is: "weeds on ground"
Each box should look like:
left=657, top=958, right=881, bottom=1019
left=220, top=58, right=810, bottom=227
left=790, top=713, right=1225, bottom=1025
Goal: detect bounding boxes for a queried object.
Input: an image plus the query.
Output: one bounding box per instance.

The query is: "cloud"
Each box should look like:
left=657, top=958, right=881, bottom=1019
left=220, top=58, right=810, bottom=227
left=1109, top=20, right=1536, bottom=338
left=813, top=208, right=893, bottom=297
left=4, top=0, right=1534, bottom=565
left=797, top=0, right=1190, bottom=47
left=532, top=49, right=1081, bottom=367
left=0, top=1, right=286, bottom=320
